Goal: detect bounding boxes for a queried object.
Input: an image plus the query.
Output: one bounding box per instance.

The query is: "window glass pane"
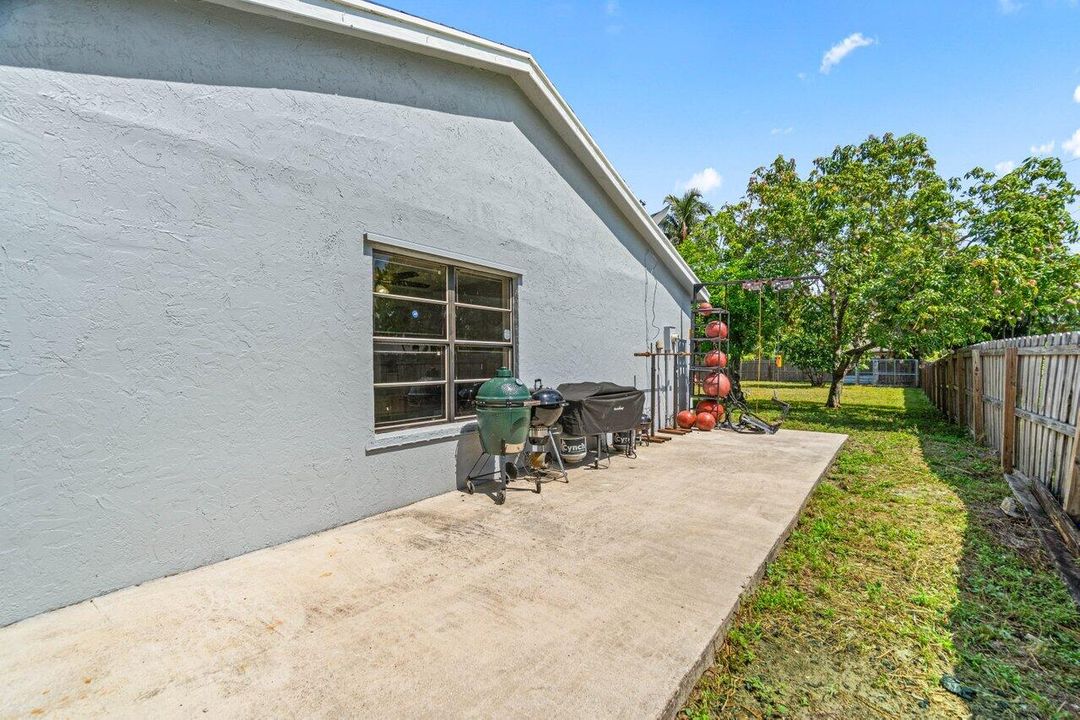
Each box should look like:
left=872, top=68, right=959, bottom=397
left=454, top=382, right=484, bottom=417
left=456, top=306, right=511, bottom=342
left=457, top=271, right=510, bottom=309
left=374, top=296, right=446, bottom=338
left=373, top=253, right=446, bottom=300
left=374, top=343, right=445, bottom=384
left=455, top=346, right=510, bottom=380
left=375, top=385, right=445, bottom=427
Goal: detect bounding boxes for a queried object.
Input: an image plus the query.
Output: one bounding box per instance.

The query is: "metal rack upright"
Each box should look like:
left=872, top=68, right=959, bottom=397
left=688, top=303, right=732, bottom=425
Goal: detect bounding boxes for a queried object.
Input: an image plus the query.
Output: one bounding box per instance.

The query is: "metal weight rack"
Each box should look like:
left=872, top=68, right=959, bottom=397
left=688, top=304, right=732, bottom=425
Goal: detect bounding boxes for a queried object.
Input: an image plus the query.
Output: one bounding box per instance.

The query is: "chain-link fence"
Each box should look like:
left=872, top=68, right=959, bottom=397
left=738, top=356, right=920, bottom=387
left=844, top=358, right=920, bottom=387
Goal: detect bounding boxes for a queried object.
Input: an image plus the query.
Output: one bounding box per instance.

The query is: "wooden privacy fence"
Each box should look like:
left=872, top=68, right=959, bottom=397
left=921, top=331, right=1080, bottom=520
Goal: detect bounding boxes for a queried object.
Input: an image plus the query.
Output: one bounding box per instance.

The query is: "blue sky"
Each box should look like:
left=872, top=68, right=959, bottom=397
left=387, top=0, right=1080, bottom=213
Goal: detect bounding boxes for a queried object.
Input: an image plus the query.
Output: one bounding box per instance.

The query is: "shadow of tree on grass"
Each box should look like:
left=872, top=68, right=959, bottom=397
left=909, top=388, right=1080, bottom=718
left=682, top=383, right=1080, bottom=719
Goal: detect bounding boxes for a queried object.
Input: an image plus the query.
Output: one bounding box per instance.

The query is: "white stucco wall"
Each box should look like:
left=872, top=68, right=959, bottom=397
left=0, top=0, right=690, bottom=625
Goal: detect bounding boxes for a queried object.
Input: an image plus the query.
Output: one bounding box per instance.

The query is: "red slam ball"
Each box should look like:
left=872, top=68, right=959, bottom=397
left=695, top=399, right=719, bottom=416
left=696, top=301, right=712, bottom=314
left=705, top=321, right=729, bottom=339
left=676, top=410, right=697, bottom=429
left=704, top=350, right=728, bottom=368
left=703, top=371, right=732, bottom=398
left=695, top=412, right=717, bottom=431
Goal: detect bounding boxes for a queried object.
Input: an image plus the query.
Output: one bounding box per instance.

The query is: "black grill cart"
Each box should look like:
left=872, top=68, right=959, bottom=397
left=557, top=382, right=646, bottom=468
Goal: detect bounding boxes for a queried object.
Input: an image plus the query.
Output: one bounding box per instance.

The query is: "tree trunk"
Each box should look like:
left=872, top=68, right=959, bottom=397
left=825, top=362, right=849, bottom=408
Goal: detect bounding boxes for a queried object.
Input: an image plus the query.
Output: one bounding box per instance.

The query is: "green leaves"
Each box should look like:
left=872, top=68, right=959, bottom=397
left=675, top=133, right=1080, bottom=406
left=660, top=188, right=714, bottom=244
left=958, top=156, right=1080, bottom=336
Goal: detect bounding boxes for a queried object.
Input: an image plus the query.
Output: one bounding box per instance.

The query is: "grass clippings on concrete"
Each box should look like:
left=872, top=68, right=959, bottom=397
left=683, top=383, right=1080, bottom=719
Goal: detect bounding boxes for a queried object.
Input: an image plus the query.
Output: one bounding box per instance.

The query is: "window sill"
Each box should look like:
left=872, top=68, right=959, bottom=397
left=366, top=419, right=479, bottom=453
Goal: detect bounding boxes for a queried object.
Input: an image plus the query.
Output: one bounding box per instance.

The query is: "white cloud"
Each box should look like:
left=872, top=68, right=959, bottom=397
left=770, top=127, right=794, bottom=135
left=797, top=72, right=808, bottom=80
left=820, top=32, right=875, bottom=74
left=998, top=0, right=1022, bottom=13
left=1074, top=84, right=1080, bottom=103
left=1030, top=140, right=1055, bottom=155
left=995, top=160, right=1016, bottom=174
left=1064, top=129, right=1080, bottom=158
left=602, top=1, right=621, bottom=32
left=679, top=167, right=723, bottom=194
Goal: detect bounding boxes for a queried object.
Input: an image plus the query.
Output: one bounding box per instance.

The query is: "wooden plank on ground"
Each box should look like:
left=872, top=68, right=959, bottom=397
left=1003, top=472, right=1080, bottom=607
left=1028, top=475, right=1080, bottom=557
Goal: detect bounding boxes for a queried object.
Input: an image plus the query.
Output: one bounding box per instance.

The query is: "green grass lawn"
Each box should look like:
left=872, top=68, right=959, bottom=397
left=683, top=383, right=1080, bottom=719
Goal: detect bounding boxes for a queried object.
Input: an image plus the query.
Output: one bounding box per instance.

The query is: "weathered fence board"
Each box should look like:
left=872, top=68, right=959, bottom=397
left=972, top=350, right=984, bottom=443
left=1003, top=347, right=1018, bottom=474
left=922, top=331, right=1080, bottom=521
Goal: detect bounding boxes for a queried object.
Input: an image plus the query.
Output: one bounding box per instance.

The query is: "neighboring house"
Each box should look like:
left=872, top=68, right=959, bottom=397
left=651, top=205, right=672, bottom=226
left=0, top=0, right=697, bottom=624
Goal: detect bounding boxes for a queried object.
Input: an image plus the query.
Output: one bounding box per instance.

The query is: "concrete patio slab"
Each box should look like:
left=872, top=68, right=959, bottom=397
left=0, top=428, right=845, bottom=720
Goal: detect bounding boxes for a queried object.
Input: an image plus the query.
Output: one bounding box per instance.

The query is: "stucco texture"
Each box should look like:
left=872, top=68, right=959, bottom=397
left=0, top=0, right=689, bottom=625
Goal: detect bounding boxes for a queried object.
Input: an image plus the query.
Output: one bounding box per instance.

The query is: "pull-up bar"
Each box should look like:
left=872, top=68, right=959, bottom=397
left=693, top=274, right=823, bottom=295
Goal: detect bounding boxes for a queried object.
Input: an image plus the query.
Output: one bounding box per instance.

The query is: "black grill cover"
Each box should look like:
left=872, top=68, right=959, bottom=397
left=557, top=382, right=646, bottom=436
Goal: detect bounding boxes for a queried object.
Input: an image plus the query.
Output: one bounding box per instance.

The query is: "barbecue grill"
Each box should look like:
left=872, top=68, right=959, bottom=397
left=465, top=368, right=539, bottom=503
left=523, top=380, right=569, bottom=483
left=474, top=368, right=535, bottom=454
left=465, top=370, right=574, bottom=503
left=557, top=382, right=646, bottom=468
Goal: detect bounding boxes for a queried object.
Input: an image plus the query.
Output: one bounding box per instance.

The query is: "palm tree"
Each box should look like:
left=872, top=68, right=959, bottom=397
left=660, top=189, right=714, bottom=244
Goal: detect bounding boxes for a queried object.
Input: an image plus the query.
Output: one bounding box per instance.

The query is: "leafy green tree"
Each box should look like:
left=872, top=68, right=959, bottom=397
left=678, top=135, right=1080, bottom=408
left=778, top=300, right=833, bottom=386
left=678, top=198, right=798, bottom=364
left=701, top=133, right=980, bottom=407
left=661, top=189, right=714, bottom=244
left=958, top=156, right=1080, bottom=336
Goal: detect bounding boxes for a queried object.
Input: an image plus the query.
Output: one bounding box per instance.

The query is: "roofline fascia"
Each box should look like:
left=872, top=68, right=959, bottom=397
left=201, top=0, right=701, bottom=290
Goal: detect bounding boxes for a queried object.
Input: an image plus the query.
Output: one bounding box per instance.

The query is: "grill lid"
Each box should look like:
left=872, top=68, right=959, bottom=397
left=475, top=367, right=537, bottom=408
left=531, top=382, right=565, bottom=408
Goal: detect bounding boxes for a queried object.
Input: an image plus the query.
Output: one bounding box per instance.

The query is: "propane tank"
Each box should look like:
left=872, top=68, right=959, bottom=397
left=559, top=435, right=588, bottom=463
